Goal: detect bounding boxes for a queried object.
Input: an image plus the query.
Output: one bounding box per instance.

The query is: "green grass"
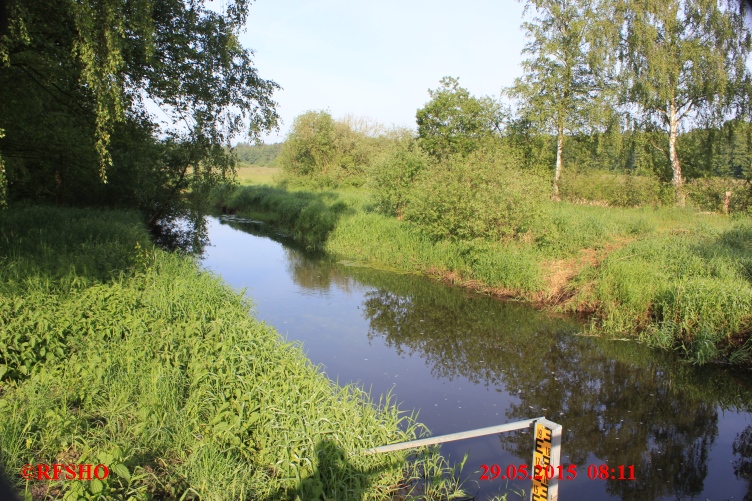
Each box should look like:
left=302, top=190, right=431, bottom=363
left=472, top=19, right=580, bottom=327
left=0, top=206, right=468, bottom=500
left=571, top=221, right=752, bottom=363
left=235, top=165, right=282, bottom=186
left=210, top=184, right=752, bottom=364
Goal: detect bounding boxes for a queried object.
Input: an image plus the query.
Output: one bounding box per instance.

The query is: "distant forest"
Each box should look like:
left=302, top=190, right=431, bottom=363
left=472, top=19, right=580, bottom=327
left=233, top=143, right=282, bottom=166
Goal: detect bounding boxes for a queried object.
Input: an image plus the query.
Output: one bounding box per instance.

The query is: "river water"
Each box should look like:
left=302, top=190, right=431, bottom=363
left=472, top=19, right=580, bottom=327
left=200, top=215, right=752, bottom=501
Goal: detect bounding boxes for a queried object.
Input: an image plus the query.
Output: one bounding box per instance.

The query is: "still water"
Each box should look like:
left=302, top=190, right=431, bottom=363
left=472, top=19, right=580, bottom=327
left=200, top=215, right=752, bottom=501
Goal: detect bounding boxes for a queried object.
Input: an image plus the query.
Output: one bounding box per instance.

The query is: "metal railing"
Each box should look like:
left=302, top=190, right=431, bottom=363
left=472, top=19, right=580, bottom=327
left=361, top=416, right=562, bottom=501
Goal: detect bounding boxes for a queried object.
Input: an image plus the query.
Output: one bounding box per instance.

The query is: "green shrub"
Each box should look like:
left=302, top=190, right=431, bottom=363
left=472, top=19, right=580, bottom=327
left=278, top=111, right=389, bottom=188
left=684, top=177, right=750, bottom=213
left=404, top=148, right=547, bottom=241
left=559, top=171, right=671, bottom=207
left=370, top=132, right=429, bottom=217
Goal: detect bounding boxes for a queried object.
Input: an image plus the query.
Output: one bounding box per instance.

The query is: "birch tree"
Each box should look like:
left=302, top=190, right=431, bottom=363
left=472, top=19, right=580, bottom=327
left=617, top=0, right=751, bottom=205
left=508, top=0, right=612, bottom=197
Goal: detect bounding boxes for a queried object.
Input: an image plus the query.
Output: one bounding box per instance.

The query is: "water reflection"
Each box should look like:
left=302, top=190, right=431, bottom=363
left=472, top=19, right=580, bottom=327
left=734, top=426, right=752, bottom=500
left=213, top=216, right=752, bottom=500
left=150, top=210, right=209, bottom=254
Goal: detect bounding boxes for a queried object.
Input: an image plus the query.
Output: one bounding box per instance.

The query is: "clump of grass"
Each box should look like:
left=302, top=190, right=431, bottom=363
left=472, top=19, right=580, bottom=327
left=570, top=221, right=752, bottom=362
left=0, top=205, right=467, bottom=500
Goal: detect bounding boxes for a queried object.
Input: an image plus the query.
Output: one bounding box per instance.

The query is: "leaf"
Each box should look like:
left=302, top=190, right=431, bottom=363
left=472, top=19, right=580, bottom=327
left=111, top=463, right=131, bottom=482
left=89, top=479, right=103, bottom=494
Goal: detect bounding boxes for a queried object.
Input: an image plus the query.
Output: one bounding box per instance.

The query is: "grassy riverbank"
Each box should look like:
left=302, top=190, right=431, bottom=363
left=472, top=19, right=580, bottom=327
left=211, top=184, right=752, bottom=365
left=0, top=206, right=466, bottom=500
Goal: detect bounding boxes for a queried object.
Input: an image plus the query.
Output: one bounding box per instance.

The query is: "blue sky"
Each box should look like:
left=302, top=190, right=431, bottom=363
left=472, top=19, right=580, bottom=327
left=237, top=0, right=528, bottom=142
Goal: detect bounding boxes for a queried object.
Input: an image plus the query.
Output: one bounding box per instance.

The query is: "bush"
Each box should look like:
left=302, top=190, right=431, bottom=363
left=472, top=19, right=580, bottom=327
left=685, top=177, right=749, bottom=213
left=279, top=111, right=388, bottom=188
left=559, top=170, right=671, bottom=207
left=370, top=131, right=429, bottom=217
left=403, top=147, right=547, bottom=241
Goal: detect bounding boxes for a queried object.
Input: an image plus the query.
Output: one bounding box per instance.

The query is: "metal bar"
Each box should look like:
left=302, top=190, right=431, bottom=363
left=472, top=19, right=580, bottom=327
left=361, top=417, right=542, bottom=455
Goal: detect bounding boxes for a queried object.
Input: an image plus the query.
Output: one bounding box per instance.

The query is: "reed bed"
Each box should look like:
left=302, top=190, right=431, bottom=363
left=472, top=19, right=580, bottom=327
left=0, top=206, right=468, bottom=500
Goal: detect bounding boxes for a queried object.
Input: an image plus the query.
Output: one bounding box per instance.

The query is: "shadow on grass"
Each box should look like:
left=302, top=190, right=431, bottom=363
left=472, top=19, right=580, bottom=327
left=264, top=439, right=396, bottom=501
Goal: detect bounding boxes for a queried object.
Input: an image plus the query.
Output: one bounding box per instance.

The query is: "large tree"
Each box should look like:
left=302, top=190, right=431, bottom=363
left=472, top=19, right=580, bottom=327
left=416, top=77, right=503, bottom=159
left=508, top=0, right=613, bottom=197
left=616, top=0, right=751, bottom=205
left=0, top=0, right=279, bottom=214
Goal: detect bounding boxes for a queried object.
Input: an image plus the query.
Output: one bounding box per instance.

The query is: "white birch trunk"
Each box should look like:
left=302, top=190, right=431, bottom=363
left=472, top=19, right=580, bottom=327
left=668, top=100, right=685, bottom=206
left=553, top=125, right=564, bottom=199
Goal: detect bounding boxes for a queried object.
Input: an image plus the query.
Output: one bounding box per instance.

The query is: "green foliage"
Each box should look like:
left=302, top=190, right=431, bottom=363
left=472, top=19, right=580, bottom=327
left=681, top=120, right=752, bottom=179
left=571, top=221, right=752, bottom=362
left=403, top=148, right=546, bottom=241
left=684, top=177, right=745, bottom=213
left=559, top=170, right=673, bottom=207
left=370, top=131, right=429, bottom=217
left=0, top=205, right=467, bottom=500
left=233, top=142, right=282, bottom=166
left=416, top=77, right=503, bottom=159
left=0, top=128, right=5, bottom=208
left=210, top=185, right=359, bottom=249
left=327, top=213, right=545, bottom=293
left=615, top=0, right=752, bottom=201
left=279, top=111, right=385, bottom=188
left=508, top=0, right=615, bottom=193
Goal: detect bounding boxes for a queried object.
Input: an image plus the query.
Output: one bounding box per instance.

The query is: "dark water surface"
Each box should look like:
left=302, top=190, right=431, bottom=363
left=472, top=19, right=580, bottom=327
left=201, top=215, right=752, bottom=501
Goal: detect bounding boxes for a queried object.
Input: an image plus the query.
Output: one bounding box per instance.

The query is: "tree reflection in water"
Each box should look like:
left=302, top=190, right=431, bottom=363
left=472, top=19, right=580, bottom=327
left=734, top=426, right=752, bottom=501
left=349, top=270, right=748, bottom=501
left=223, top=219, right=752, bottom=501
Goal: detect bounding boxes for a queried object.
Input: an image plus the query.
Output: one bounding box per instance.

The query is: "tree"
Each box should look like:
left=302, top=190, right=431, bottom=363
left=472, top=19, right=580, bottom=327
left=507, top=0, right=612, bottom=197
left=0, top=0, right=279, bottom=213
left=279, top=111, right=338, bottom=177
left=617, top=0, right=752, bottom=205
left=278, top=111, right=381, bottom=186
left=416, top=77, right=503, bottom=159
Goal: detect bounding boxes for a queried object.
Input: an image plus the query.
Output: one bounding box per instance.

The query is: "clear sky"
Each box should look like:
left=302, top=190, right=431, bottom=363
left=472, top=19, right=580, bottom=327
left=237, top=0, right=528, bottom=143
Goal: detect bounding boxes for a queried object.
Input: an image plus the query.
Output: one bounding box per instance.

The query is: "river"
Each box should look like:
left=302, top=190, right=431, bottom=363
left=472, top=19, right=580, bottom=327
left=200, top=215, right=752, bottom=501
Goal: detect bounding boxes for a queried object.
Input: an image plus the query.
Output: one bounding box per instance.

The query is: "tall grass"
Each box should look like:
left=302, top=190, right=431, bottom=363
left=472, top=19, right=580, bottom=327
left=570, top=221, right=752, bottom=363
left=210, top=184, right=752, bottom=364
left=0, top=206, right=467, bottom=500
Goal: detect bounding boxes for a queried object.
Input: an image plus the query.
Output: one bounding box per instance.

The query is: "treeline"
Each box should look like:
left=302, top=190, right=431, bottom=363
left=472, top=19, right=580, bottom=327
left=233, top=142, right=282, bottom=167
left=277, top=0, right=752, bottom=213
left=277, top=85, right=752, bottom=233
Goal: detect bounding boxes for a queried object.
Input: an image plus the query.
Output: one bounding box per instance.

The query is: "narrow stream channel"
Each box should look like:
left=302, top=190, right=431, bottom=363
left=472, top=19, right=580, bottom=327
left=200, top=215, right=752, bottom=501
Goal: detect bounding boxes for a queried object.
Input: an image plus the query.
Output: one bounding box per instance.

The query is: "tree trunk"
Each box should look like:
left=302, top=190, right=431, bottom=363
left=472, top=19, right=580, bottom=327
left=553, top=125, right=564, bottom=200
left=668, top=100, right=685, bottom=206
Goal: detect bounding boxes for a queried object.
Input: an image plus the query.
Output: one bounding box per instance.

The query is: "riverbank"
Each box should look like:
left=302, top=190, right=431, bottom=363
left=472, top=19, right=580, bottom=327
left=0, top=206, right=465, bottom=500
left=211, top=184, right=752, bottom=365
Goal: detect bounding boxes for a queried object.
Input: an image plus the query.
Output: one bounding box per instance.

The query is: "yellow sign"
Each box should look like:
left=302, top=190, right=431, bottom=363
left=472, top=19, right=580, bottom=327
left=531, top=423, right=552, bottom=501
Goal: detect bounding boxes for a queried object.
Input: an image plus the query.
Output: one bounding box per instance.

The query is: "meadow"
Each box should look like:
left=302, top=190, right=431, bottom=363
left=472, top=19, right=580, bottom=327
left=235, top=166, right=283, bottom=186
left=0, top=206, right=466, bottom=500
